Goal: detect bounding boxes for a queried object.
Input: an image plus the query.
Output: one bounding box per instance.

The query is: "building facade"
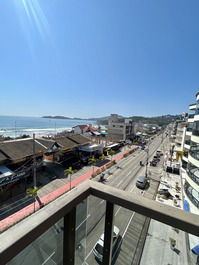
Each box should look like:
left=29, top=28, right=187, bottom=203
left=108, top=114, right=135, bottom=142
left=181, top=97, right=199, bottom=214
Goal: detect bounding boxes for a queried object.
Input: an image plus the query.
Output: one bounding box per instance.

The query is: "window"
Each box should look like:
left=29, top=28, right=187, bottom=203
left=184, top=181, right=199, bottom=209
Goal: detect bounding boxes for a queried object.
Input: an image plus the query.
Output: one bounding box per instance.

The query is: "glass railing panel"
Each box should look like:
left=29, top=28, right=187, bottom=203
left=7, top=218, right=64, bottom=265
left=75, top=198, right=88, bottom=265
left=76, top=195, right=106, bottom=265
left=140, top=218, right=198, bottom=265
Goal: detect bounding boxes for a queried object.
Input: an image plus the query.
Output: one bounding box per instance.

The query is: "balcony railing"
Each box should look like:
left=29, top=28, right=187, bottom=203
left=184, top=181, right=199, bottom=209
left=0, top=180, right=199, bottom=265
left=192, top=129, right=199, bottom=136
left=187, top=166, right=199, bottom=188
left=188, top=114, right=194, bottom=119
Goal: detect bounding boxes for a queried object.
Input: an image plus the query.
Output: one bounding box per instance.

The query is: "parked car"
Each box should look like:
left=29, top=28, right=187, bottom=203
left=150, top=160, right=157, bottom=167
left=136, top=175, right=148, bottom=189
left=93, top=226, right=120, bottom=263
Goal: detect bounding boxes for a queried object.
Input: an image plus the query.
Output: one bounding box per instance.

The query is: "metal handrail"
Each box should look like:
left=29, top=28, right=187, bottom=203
left=0, top=180, right=199, bottom=265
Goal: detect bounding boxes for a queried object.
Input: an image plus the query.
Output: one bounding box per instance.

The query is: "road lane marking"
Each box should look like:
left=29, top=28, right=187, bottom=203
left=41, top=251, right=55, bottom=265
left=115, top=185, right=136, bottom=216
left=122, top=212, right=136, bottom=238
left=122, top=190, right=145, bottom=238
left=85, top=247, right=94, bottom=261
left=76, top=214, right=91, bottom=231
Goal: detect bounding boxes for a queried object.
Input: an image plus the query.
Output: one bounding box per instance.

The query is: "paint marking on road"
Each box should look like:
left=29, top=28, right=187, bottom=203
left=130, top=185, right=136, bottom=192
left=114, top=206, right=121, bottom=217
left=122, top=212, right=136, bottom=239
left=122, top=190, right=145, bottom=239
left=41, top=251, right=55, bottom=265
left=85, top=248, right=94, bottom=261
left=115, top=185, right=136, bottom=217
left=76, top=214, right=91, bottom=231
left=126, top=170, right=132, bottom=177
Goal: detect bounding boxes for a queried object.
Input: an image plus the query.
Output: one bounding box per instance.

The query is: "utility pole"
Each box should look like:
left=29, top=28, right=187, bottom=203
left=145, top=147, right=149, bottom=178
left=15, top=121, right=16, bottom=139
left=33, top=133, right=37, bottom=188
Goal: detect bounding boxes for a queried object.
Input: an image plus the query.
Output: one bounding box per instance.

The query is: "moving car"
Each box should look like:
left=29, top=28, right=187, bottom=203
left=93, top=226, right=120, bottom=263
left=136, top=175, right=148, bottom=189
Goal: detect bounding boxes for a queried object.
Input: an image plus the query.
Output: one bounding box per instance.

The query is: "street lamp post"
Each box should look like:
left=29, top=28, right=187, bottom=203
left=145, top=147, right=149, bottom=178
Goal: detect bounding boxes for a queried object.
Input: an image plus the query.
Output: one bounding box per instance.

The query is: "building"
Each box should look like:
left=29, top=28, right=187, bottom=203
left=108, top=114, right=134, bottom=142
left=72, top=124, right=98, bottom=136
left=180, top=93, right=199, bottom=251
left=175, top=121, right=187, bottom=152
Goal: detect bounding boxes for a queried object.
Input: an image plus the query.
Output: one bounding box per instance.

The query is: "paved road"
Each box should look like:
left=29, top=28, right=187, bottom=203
left=7, top=133, right=168, bottom=265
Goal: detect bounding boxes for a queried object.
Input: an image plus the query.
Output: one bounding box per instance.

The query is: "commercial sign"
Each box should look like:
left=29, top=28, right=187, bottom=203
left=0, top=170, right=30, bottom=187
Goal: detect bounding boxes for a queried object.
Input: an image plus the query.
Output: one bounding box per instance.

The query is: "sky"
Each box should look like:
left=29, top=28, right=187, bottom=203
left=0, top=0, right=199, bottom=118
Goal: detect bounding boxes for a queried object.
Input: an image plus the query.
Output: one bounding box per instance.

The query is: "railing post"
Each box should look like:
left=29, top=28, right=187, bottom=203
left=102, top=201, right=114, bottom=265
left=63, top=207, right=76, bottom=265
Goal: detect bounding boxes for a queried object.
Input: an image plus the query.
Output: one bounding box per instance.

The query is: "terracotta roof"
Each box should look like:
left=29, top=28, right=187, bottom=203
left=73, top=125, right=88, bottom=130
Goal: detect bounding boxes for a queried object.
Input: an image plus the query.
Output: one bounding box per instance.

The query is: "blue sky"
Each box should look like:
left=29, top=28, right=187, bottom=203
left=0, top=0, right=198, bottom=118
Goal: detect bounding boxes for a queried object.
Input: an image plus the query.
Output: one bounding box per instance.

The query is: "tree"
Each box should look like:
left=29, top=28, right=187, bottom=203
left=64, top=167, right=74, bottom=190
left=99, top=154, right=107, bottom=161
left=108, top=149, right=115, bottom=161
left=26, top=186, right=40, bottom=212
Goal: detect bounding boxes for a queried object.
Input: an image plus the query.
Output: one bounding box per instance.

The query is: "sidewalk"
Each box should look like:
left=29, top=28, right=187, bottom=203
left=140, top=169, right=189, bottom=265
left=0, top=146, right=138, bottom=233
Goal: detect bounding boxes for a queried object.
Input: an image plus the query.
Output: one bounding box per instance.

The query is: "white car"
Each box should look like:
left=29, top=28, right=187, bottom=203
left=93, top=226, right=120, bottom=262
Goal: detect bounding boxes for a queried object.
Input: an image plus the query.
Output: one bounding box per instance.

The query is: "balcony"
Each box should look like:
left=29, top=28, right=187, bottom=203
left=185, top=140, right=191, bottom=146
left=184, top=181, right=199, bottom=209
left=188, top=114, right=195, bottom=119
left=186, top=127, right=193, bottom=132
left=0, top=180, right=199, bottom=265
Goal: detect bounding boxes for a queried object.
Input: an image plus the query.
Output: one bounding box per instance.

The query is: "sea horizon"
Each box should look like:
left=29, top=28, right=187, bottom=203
left=0, top=115, right=96, bottom=138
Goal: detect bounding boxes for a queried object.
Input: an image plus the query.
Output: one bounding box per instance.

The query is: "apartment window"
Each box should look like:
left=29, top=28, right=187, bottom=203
left=190, top=141, right=199, bottom=160
left=182, top=160, right=187, bottom=170
left=120, top=126, right=123, bottom=128
left=187, top=162, right=199, bottom=185
left=184, top=181, right=199, bottom=209
left=195, top=99, right=199, bottom=115
left=192, top=121, right=199, bottom=136
left=187, top=123, right=193, bottom=132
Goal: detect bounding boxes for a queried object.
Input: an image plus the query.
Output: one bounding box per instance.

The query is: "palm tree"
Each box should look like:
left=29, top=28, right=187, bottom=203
left=99, top=154, right=107, bottom=161
left=26, top=186, right=40, bottom=212
left=64, top=167, right=74, bottom=190
left=108, top=149, right=115, bottom=161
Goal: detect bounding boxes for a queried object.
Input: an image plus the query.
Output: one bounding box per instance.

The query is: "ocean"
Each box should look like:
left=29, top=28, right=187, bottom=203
left=0, top=116, right=96, bottom=137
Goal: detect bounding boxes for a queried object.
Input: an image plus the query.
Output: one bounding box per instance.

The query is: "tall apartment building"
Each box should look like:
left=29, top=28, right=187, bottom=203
left=181, top=98, right=199, bottom=213
left=180, top=93, right=199, bottom=250
left=108, top=114, right=134, bottom=141
left=175, top=120, right=187, bottom=152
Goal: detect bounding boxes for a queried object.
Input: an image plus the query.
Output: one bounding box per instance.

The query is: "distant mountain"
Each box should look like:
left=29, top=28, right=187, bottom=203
left=42, top=115, right=95, bottom=120
left=42, top=114, right=180, bottom=126
left=42, top=116, right=71, bottom=119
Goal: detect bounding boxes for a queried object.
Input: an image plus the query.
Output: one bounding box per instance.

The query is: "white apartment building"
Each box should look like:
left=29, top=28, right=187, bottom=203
left=108, top=114, right=135, bottom=142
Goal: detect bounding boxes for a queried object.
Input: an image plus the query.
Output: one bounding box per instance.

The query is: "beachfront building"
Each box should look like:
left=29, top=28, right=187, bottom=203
left=108, top=114, right=135, bottom=142
left=72, top=124, right=99, bottom=136
left=175, top=121, right=186, bottom=152
left=0, top=135, right=91, bottom=201
left=179, top=94, right=199, bottom=254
